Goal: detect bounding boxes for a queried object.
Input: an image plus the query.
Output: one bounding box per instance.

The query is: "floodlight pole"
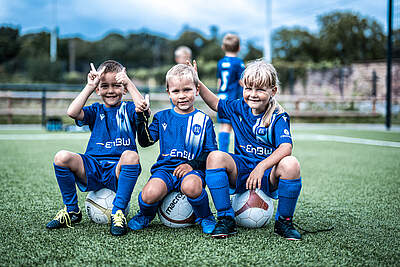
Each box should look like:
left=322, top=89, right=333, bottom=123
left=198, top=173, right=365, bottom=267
left=386, top=0, right=393, bottom=130
left=264, top=0, right=272, bottom=63
left=50, top=0, right=58, bottom=62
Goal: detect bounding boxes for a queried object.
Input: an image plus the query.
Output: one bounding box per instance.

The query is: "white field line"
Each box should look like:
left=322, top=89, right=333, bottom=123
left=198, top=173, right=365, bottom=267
left=294, top=134, right=400, bottom=148
left=0, top=133, right=399, bottom=148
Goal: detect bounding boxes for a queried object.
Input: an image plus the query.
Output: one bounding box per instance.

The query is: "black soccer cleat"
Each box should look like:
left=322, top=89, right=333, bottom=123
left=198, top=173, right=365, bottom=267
left=46, top=207, right=82, bottom=229
left=274, top=216, right=302, bottom=241
left=211, top=216, right=237, bottom=239
left=110, top=210, right=128, bottom=236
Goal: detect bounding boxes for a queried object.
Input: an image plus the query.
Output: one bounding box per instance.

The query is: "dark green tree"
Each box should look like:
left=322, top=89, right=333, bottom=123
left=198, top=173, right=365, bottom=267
left=318, top=11, right=385, bottom=63
left=272, top=27, right=320, bottom=62
left=0, top=26, right=20, bottom=63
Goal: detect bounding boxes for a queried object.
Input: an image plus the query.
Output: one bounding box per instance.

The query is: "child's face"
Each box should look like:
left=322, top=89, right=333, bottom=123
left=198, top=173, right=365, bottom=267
left=242, top=85, right=277, bottom=115
left=96, top=72, right=125, bottom=107
left=167, top=77, right=198, bottom=114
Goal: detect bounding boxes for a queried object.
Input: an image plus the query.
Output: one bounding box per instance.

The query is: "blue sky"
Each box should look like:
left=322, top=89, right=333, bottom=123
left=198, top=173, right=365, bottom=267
left=0, top=0, right=388, bottom=47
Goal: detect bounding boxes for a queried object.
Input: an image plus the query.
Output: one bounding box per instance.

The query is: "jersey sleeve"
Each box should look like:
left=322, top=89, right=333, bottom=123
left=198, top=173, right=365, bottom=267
left=216, top=60, right=222, bottom=79
left=237, top=60, right=245, bottom=80
left=147, top=112, right=160, bottom=142
left=203, top=118, right=218, bottom=153
left=273, top=114, right=293, bottom=147
left=75, top=103, right=98, bottom=129
left=217, top=99, right=240, bottom=120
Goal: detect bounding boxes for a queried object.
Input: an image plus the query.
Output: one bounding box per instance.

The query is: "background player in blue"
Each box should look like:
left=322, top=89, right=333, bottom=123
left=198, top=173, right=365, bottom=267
left=216, top=33, right=245, bottom=153
left=128, top=64, right=217, bottom=234
left=46, top=60, right=145, bottom=236
left=193, top=59, right=302, bottom=240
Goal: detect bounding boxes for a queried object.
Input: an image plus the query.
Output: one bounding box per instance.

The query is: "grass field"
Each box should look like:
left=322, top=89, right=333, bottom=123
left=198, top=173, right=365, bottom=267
left=0, top=125, right=399, bottom=266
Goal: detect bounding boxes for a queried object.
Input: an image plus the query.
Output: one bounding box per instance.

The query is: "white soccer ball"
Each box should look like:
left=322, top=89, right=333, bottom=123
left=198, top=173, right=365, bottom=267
left=85, top=188, right=130, bottom=224
left=158, top=191, right=196, bottom=228
left=231, top=189, right=274, bottom=228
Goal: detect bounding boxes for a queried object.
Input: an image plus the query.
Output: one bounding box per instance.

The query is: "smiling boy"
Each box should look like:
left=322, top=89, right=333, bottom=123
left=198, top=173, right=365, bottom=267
left=46, top=60, right=144, bottom=236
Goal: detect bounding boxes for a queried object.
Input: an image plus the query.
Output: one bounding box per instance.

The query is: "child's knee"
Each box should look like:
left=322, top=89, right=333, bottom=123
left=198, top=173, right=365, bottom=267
left=141, top=182, right=165, bottom=204
left=120, top=150, right=139, bottom=165
left=206, top=151, right=225, bottom=168
left=54, top=150, right=74, bottom=167
left=277, top=156, right=300, bottom=179
left=181, top=176, right=202, bottom=198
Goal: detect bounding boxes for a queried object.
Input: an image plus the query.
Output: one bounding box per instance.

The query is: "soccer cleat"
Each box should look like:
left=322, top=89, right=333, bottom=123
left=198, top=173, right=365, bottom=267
left=46, top=207, right=82, bottom=229
left=127, top=211, right=153, bottom=231
left=110, top=210, right=128, bottom=236
left=274, top=216, right=302, bottom=241
left=196, top=215, right=217, bottom=234
left=211, top=216, right=237, bottom=238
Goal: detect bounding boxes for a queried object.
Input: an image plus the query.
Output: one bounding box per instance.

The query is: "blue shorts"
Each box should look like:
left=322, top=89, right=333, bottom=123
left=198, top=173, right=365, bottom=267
left=150, top=169, right=206, bottom=193
left=229, top=153, right=278, bottom=199
left=76, top=154, right=119, bottom=193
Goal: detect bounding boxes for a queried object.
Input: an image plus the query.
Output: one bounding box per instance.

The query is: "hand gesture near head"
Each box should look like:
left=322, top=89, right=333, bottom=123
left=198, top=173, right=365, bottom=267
left=115, top=67, right=130, bottom=87
left=87, top=63, right=105, bottom=90
left=185, top=60, right=198, bottom=73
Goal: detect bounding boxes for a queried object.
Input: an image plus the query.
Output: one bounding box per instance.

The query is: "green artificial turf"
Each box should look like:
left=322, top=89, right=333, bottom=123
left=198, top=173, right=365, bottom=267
left=0, top=128, right=399, bottom=266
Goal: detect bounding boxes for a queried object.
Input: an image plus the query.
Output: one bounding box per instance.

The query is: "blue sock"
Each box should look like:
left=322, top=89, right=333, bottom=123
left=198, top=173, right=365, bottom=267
left=218, top=132, right=230, bottom=153
left=205, top=168, right=234, bottom=218
left=275, top=177, right=302, bottom=220
left=53, top=164, right=79, bottom=213
left=112, top=164, right=140, bottom=214
left=186, top=189, right=212, bottom=219
left=138, top=192, right=158, bottom=219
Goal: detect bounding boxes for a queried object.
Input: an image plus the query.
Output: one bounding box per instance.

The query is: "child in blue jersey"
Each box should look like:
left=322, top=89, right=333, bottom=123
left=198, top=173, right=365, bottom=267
left=195, top=59, right=302, bottom=240
left=46, top=60, right=144, bottom=236
left=128, top=64, right=217, bottom=234
left=216, top=33, right=245, bottom=153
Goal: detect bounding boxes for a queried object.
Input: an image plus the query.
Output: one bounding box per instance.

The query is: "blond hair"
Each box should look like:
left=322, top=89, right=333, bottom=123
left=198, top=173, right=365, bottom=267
left=222, top=33, right=240, bottom=52
left=241, top=59, right=285, bottom=127
left=166, top=64, right=199, bottom=89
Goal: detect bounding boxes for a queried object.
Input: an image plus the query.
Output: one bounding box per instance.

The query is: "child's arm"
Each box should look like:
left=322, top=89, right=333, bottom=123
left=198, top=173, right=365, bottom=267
left=115, top=68, right=145, bottom=107
left=190, top=60, right=219, bottom=112
left=135, top=110, right=156, bottom=147
left=67, top=63, right=105, bottom=120
left=246, top=143, right=292, bottom=190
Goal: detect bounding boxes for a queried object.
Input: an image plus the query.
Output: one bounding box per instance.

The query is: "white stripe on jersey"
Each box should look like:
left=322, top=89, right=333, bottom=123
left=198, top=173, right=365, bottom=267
left=116, top=102, right=132, bottom=134
left=185, top=112, right=209, bottom=157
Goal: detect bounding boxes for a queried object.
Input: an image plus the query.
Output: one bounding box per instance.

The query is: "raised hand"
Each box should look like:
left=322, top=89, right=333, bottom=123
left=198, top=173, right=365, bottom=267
left=135, top=94, right=151, bottom=113
left=87, top=63, right=105, bottom=90
left=115, top=67, right=130, bottom=87
left=185, top=60, right=198, bottom=73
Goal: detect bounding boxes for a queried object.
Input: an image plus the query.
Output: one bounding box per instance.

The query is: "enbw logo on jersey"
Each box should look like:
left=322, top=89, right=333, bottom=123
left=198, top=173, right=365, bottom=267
left=256, top=127, right=267, bottom=136
left=192, top=124, right=202, bottom=135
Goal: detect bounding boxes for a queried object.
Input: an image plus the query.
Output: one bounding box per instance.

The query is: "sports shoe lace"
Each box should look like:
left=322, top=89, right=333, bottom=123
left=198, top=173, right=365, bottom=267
left=293, top=222, right=334, bottom=235
left=53, top=207, right=72, bottom=228
left=112, top=210, right=125, bottom=227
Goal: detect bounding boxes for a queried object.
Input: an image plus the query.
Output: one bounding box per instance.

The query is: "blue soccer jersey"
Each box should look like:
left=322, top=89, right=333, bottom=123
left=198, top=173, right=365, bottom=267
left=76, top=101, right=138, bottom=161
left=217, top=56, right=245, bottom=100
left=217, top=99, right=292, bottom=162
left=147, top=109, right=217, bottom=173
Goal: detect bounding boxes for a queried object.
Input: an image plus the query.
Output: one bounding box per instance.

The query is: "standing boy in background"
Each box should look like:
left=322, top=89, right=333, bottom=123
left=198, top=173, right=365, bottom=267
left=216, top=33, right=245, bottom=153
left=174, top=46, right=192, bottom=64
